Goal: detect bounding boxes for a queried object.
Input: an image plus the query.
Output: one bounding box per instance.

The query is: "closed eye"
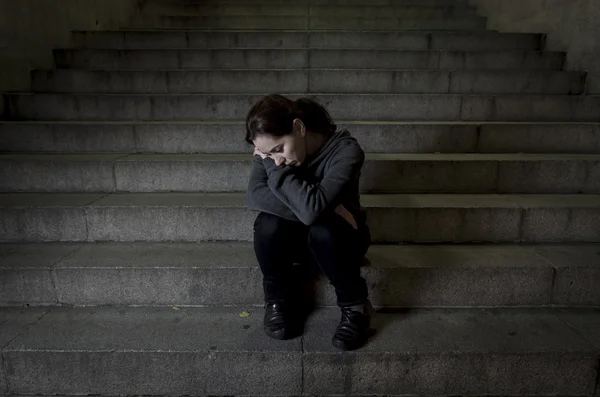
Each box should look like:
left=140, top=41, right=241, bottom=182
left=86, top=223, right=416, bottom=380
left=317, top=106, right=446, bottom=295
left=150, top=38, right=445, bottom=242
left=269, top=145, right=283, bottom=153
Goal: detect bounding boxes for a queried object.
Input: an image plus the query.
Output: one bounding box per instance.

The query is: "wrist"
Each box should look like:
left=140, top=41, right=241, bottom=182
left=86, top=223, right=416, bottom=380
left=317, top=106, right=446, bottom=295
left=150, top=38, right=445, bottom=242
left=262, top=157, right=276, bottom=171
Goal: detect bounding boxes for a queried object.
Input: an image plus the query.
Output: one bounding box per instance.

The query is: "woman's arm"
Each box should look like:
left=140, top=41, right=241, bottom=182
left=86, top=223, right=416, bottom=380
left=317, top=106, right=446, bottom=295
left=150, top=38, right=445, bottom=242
left=246, top=155, right=300, bottom=221
left=264, top=140, right=364, bottom=225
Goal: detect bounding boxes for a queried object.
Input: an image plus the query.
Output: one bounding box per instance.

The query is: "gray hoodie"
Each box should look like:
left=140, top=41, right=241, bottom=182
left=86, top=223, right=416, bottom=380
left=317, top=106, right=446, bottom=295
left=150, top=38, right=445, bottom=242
left=246, top=129, right=365, bottom=225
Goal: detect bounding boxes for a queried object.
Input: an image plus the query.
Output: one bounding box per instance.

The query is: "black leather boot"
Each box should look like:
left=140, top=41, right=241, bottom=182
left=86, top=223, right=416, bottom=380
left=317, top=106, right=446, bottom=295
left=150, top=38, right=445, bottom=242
left=264, top=302, right=292, bottom=340
left=332, top=302, right=373, bottom=351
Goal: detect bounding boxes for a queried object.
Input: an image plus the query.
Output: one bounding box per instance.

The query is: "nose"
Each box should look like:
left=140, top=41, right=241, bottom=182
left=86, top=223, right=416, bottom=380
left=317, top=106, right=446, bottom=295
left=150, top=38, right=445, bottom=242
left=274, top=155, right=285, bottom=166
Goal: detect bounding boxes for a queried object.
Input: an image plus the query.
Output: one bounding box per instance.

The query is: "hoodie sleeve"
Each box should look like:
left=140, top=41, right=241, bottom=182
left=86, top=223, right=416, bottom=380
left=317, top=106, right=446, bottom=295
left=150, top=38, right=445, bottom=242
left=246, top=155, right=300, bottom=222
left=264, top=139, right=364, bottom=225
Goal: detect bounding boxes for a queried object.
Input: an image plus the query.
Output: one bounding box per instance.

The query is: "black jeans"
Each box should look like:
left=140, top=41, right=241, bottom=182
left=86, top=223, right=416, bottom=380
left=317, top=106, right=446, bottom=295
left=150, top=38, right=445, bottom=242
left=253, top=211, right=370, bottom=307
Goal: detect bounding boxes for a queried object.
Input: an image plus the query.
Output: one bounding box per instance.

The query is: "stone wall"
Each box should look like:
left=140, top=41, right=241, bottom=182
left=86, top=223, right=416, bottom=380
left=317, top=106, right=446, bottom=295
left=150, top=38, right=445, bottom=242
left=470, top=0, right=600, bottom=93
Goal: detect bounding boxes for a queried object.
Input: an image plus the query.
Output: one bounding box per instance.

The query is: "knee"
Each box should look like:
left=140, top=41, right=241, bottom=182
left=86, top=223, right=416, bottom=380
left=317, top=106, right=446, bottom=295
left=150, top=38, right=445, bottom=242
left=254, top=212, right=293, bottom=240
left=307, top=218, right=338, bottom=247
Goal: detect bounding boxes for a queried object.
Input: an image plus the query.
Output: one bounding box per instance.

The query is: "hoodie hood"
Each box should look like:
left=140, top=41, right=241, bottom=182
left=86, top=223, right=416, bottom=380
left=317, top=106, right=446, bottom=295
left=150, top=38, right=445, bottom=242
left=307, top=129, right=355, bottom=168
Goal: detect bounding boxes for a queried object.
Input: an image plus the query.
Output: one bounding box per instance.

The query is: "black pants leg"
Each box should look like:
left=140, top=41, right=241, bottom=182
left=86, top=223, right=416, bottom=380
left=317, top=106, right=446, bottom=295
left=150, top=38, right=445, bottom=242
left=307, top=213, right=370, bottom=307
left=253, top=211, right=370, bottom=307
left=253, top=212, right=309, bottom=304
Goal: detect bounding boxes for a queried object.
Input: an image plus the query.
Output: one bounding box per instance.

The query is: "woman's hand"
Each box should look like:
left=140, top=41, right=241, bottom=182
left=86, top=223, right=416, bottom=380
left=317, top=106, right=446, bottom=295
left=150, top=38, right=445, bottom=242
left=335, top=204, right=358, bottom=230
left=253, top=147, right=268, bottom=159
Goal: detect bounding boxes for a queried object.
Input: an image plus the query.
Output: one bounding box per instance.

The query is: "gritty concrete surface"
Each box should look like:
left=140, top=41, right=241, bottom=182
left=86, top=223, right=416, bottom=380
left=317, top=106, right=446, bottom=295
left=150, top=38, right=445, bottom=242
left=460, top=95, right=600, bottom=121
left=0, top=307, right=49, bottom=395
left=56, top=48, right=310, bottom=70
left=1, top=306, right=599, bottom=395
left=1, top=242, right=570, bottom=307
left=498, top=159, right=595, bottom=194
left=149, top=3, right=478, bottom=18
left=368, top=207, right=522, bottom=242
left=522, top=208, right=600, bottom=243
left=71, top=30, right=542, bottom=50
left=0, top=0, right=141, bottom=92
left=4, top=122, right=600, bottom=155
left=3, top=193, right=600, bottom=243
left=470, top=0, right=600, bottom=93
left=303, top=308, right=598, bottom=395
left=556, top=309, right=600, bottom=349
left=0, top=154, right=119, bottom=193
left=0, top=194, right=101, bottom=242
left=0, top=122, right=482, bottom=154
left=0, top=123, right=139, bottom=153
left=7, top=153, right=598, bottom=194
left=0, top=193, right=103, bottom=207
left=113, top=155, right=250, bottom=192
left=478, top=123, right=600, bottom=154
left=0, top=208, right=88, bottom=243
left=530, top=244, right=600, bottom=306
left=135, top=14, right=487, bottom=31
left=84, top=206, right=254, bottom=241
left=30, top=69, right=586, bottom=95
left=57, top=48, right=563, bottom=71
left=0, top=244, right=79, bottom=305
left=53, top=242, right=262, bottom=306
left=2, top=306, right=301, bottom=395
left=359, top=245, right=554, bottom=307
left=0, top=307, right=48, bottom=350
left=7, top=93, right=600, bottom=122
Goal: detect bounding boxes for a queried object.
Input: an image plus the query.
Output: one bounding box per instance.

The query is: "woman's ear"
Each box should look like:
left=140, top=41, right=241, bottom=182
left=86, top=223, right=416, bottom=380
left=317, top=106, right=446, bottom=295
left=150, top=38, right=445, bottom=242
left=293, top=118, right=306, bottom=137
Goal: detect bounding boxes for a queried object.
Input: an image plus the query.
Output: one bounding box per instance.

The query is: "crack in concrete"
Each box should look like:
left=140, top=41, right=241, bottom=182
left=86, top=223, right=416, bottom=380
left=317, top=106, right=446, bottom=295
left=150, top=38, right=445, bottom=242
left=1, top=309, right=50, bottom=352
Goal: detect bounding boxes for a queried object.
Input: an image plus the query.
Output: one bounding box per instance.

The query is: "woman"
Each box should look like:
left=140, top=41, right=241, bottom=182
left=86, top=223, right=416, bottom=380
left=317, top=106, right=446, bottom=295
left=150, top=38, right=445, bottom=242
left=245, top=93, right=373, bottom=351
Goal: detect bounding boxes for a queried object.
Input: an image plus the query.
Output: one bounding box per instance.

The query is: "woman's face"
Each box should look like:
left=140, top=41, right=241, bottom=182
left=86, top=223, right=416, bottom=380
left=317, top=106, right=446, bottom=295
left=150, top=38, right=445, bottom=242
left=253, top=120, right=306, bottom=167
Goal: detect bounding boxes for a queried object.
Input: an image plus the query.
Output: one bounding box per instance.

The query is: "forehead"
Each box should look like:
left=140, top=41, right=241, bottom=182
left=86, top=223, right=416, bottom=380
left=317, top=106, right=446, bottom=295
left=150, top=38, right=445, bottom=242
left=253, top=135, right=289, bottom=152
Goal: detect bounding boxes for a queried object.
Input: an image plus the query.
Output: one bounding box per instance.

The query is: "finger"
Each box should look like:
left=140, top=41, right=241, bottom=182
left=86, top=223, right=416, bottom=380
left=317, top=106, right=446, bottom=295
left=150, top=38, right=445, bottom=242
left=349, top=218, right=358, bottom=230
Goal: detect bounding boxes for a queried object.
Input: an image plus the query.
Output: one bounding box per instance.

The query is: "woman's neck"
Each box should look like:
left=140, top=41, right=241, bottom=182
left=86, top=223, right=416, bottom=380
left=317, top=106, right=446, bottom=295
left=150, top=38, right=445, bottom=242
left=305, top=131, right=326, bottom=159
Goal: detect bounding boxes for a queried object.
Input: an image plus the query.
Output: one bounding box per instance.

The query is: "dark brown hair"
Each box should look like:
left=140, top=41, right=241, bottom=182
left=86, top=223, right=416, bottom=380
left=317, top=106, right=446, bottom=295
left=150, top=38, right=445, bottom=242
left=245, top=94, right=337, bottom=144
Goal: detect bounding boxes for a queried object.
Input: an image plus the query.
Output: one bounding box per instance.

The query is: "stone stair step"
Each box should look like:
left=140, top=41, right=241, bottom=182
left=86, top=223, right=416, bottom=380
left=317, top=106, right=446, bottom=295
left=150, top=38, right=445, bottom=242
left=31, top=69, right=585, bottom=95
left=168, top=0, right=471, bottom=6
left=2, top=153, right=599, bottom=194
left=72, top=30, right=544, bottom=51
left=5, top=93, right=600, bottom=121
left=132, top=15, right=487, bottom=30
left=3, top=122, right=599, bottom=154
left=54, top=48, right=566, bottom=71
left=1, top=192, right=599, bottom=243
left=2, top=242, right=599, bottom=307
left=145, top=4, right=478, bottom=17
left=314, top=0, right=469, bottom=4
left=0, top=306, right=598, bottom=395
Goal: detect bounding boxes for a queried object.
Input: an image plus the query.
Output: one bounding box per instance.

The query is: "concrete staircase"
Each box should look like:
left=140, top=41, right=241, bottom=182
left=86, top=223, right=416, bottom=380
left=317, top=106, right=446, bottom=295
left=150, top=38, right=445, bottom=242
left=1, top=0, right=600, bottom=395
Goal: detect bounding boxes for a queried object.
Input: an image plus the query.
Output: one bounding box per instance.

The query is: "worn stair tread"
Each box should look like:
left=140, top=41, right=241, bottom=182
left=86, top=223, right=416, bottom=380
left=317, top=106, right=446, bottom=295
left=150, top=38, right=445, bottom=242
left=3, top=120, right=600, bottom=125
left=3, top=122, right=599, bottom=155
left=11, top=92, right=600, bottom=97
left=2, top=242, right=599, bottom=307
left=35, top=67, right=574, bottom=72
left=6, top=93, right=600, bottom=122
left=1, top=192, right=599, bottom=208
left=74, top=28, right=519, bottom=33
left=137, top=16, right=488, bottom=31
left=55, top=48, right=557, bottom=52
left=169, top=0, right=472, bottom=4
left=1, top=241, right=598, bottom=270
left=2, top=306, right=598, bottom=397
left=54, top=48, right=566, bottom=71
left=3, top=153, right=600, bottom=161
left=71, top=30, right=543, bottom=54
left=117, top=27, right=490, bottom=32
left=1, top=305, right=599, bottom=354
left=150, top=4, right=479, bottom=14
